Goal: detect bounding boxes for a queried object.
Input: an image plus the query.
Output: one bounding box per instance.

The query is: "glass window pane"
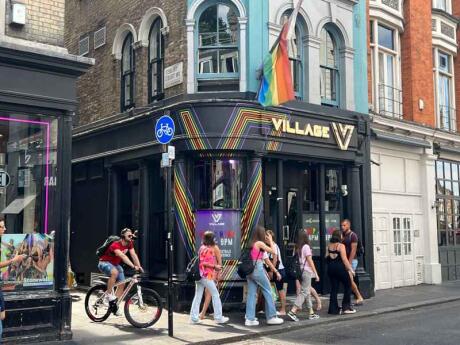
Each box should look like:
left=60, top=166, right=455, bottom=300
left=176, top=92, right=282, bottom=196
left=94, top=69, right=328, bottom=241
left=453, top=164, right=459, bottom=181
left=444, top=162, right=451, bottom=180
left=436, top=161, right=444, bottom=179
left=217, top=4, right=238, bottom=45
left=453, top=182, right=459, bottom=196
left=439, top=230, right=447, bottom=246
left=219, top=49, right=239, bottom=73
left=378, top=25, right=394, bottom=50
left=199, top=5, right=218, bottom=47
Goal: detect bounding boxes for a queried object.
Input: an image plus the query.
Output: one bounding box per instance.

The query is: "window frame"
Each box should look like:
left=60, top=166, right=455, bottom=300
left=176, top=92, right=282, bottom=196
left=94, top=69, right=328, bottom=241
left=434, top=48, right=456, bottom=132
left=195, top=2, right=240, bottom=83
left=320, top=27, right=340, bottom=107
left=148, top=17, right=165, bottom=103
left=433, top=0, right=451, bottom=14
left=121, top=33, right=135, bottom=111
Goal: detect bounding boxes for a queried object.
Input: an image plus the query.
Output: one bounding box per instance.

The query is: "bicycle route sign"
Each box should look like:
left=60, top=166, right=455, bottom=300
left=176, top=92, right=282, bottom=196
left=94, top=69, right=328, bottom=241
left=155, top=115, right=175, bottom=145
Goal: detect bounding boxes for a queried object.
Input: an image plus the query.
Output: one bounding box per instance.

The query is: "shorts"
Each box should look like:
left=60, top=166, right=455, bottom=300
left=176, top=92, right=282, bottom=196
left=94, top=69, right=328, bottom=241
left=351, top=259, right=358, bottom=271
left=98, top=261, right=125, bottom=282
left=271, top=268, right=286, bottom=291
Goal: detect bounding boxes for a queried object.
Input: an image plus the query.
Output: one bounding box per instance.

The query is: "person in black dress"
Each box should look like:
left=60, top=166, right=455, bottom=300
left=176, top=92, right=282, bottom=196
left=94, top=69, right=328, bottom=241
left=327, top=230, right=356, bottom=314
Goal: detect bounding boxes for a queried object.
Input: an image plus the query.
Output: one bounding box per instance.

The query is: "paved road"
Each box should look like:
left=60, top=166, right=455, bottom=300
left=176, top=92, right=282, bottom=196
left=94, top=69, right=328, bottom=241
left=232, top=300, right=460, bottom=345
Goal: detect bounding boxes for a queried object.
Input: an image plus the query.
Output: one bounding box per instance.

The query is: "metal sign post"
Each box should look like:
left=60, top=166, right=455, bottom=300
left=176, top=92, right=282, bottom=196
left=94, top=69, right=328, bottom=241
left=156, top=115, right=175, bottom=337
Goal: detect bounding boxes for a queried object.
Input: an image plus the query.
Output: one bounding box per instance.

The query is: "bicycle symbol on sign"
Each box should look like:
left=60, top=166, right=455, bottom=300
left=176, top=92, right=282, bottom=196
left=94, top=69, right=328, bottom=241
left=156, top=123, right=174, bottom=138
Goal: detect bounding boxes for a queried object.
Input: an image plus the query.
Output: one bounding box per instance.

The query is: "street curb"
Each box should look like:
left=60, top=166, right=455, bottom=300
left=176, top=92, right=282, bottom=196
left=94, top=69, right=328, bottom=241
left=191, top=295, right=460, bottom=345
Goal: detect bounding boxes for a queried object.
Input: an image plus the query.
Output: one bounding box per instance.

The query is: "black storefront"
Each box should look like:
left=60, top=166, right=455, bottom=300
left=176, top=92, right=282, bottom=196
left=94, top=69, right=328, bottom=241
left=0, top=43, right=92, bottom=342
left=72, top=95, right=374, bottom=310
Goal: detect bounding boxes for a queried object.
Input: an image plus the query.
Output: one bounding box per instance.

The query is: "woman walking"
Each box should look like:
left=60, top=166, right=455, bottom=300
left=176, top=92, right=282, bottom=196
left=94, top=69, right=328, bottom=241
left=265, top=230, right=287, bottom=315
left=327, top=230, right=356, bottom=315
left=190, top=231, right=229, bottom=324
left=287, top=230, right=320, bottom=322
left=200, top=244, right=222, bottom=320
left=245, top=226, right=284, bottom=326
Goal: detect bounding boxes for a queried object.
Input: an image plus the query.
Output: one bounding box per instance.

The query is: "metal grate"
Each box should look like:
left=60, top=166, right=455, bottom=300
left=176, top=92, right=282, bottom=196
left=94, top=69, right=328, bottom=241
left=378, top=83, right=403, bottom=119
left=79, top=36, right=89, bottom=56
left=94, top=26, right=106, bottom=49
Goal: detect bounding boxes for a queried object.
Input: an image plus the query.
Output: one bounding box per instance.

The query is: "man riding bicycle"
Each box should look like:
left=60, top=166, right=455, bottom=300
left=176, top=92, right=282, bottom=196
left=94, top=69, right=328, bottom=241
left=98, top=228, right=143, bottom=314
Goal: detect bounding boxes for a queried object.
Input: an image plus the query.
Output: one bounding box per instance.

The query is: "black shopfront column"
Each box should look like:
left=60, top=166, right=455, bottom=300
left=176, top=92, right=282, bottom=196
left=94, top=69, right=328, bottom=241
left=108, top=167, right=120, bottom=236
left=139, top=161, right=150, bottom=271
left=277, top=159, right=285, bottom=249
left=173, top=158, right=186, bottom=278
left=350, top=165, right=372, bottom=298
left=55, top=113, right=73, bottom=339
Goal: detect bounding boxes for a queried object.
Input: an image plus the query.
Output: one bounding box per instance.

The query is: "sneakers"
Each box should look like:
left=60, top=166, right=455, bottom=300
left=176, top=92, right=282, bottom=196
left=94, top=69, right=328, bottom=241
left=190, top=318, right=202, bottom=324
left=308, top=313, right=320, bottom=320
left=114, top=309, right=123, bottom=317
left=343, top=309, right=357, bottom=314
left=245, top=319, right=259, bottom=326
left=215, top=316, right=229, bottom=324
left=287, top=311, right=299, bottom=322
left=267, top=317, right=284, bottom=325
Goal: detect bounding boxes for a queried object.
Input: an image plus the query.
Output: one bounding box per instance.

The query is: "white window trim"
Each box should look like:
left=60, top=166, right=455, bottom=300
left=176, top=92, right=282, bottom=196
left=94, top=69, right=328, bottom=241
left=433, top=48, right=456, bottom=131
left=370, top=19, right=402, bottom=117
left=186, top=0, right=247, bottom=93
left=433, top=0, right=452, bottom=14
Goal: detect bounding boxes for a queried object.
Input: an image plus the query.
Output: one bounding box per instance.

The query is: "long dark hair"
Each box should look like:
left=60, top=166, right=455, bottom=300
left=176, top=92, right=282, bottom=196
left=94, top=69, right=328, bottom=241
left=203, top=231, right=216, bottom=246
left=330, top=229, right=342, bottom=244
left=251, top=226, right=267, bottom=247
left=296, top=230, right=310, bottom=255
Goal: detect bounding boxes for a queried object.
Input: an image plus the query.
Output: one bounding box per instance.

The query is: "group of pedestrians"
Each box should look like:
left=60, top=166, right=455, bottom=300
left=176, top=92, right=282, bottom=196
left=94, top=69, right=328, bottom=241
left=189, top=218, right=364, bottom=326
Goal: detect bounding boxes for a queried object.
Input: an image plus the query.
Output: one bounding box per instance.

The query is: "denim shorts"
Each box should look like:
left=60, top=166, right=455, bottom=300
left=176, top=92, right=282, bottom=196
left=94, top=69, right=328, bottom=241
left=98, top=261, right=125, bottom=282
left=351, top=259, right=358, bottom=271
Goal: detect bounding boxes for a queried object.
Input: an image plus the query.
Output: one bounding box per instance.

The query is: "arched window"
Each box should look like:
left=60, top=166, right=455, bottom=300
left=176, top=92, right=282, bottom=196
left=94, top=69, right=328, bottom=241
left=320, top=27, right=339, bottom=106
left=197, top=3, right=239, bottom=91
left=121, top=34, right=135, bottom=110
left=148, top=18, right=164, bottom=102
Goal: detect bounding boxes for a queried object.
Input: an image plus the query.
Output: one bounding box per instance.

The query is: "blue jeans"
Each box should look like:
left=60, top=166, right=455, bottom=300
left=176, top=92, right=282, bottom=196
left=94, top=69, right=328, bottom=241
left=246, top=261, right=277, bottom=321
left=351, top=259, right=358, bottom=271
left=190, top=278, right=223, bottom=322
left=98, top=261, right=125, bottom=282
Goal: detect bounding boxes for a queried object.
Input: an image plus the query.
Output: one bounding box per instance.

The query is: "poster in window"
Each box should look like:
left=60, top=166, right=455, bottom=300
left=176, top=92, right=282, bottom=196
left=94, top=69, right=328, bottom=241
left=0, top=233, right=54, bottom=291
left=303, top=213, right=341, bottom=252
left=195, top=210, right=241, bottom=260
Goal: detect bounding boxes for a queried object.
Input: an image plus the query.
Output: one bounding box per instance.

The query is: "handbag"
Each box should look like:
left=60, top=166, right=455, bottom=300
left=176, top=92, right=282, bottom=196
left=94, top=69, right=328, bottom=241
left=237, top=248, right=261, bottom=279
left=285, top=253, right=304, bottom=280
left=185, top=255, right=201, bottom=282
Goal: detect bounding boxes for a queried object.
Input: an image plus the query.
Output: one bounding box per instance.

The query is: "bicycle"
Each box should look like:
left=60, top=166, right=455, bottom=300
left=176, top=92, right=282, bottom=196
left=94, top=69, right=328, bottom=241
left=84, top=272, right=163, bottom=328
left=156, top=123, right=173, bottom=138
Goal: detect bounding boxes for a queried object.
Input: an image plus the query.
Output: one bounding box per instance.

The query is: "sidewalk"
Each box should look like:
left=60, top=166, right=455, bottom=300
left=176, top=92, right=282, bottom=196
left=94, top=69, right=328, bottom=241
left=39, top=281, right=460, bottom=345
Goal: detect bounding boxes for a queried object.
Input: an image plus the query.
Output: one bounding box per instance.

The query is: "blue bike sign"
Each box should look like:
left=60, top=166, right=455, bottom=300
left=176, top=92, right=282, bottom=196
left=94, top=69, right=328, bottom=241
left=155, top=115, right=175, bottom=144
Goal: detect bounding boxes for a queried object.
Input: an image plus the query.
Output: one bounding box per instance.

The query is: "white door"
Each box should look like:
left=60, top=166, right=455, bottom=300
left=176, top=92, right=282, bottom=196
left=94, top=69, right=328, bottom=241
left=374, top=214, right=415, bottom=289
left=374, top=215, right=392, bottom=290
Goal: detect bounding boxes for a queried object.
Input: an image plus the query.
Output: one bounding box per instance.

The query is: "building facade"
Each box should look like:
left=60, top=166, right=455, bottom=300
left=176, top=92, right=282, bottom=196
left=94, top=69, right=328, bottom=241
left=66, top=0, right=373, bottom=308
left=0, top=0, right=92, bottom=342
left=369, top=0, right=460, bottom=290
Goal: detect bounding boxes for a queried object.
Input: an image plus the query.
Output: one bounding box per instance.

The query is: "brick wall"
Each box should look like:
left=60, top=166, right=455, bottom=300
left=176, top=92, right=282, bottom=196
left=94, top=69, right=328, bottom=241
left=453, top=2, right=460, bottom=132
left=5, top=0, right=65, bottom=46
left=400, top=0, right=435, bottom=127
left=64, top=0, right=187, bottom=126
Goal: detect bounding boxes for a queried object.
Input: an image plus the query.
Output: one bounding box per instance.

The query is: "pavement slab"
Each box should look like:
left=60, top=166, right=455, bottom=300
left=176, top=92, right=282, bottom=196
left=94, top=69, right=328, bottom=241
left=31, top=281, right=460, bottom=345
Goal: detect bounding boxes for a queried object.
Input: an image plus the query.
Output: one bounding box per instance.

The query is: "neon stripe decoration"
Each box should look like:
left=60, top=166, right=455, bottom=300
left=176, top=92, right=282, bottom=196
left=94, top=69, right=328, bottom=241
left=173, top=164, right=195, bottom=259
left=218, top=107, right=287, bottom=151
left=178, top=109, right=211, bottom=150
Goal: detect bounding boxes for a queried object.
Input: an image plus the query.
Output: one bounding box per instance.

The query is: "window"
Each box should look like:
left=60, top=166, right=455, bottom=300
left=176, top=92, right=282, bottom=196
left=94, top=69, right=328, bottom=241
left=320, top=28, right=339, bottom=106
left=392, top=217, right=412, bottom=256
left=436, top=160, right=460, bottom=246
left=94, top=26, right=106, bottom=49
left=148, top=18, right=164, bottom=102
left=0, top=112, right=59, bottom=291
left=197, top=3, right=239, bottom=91
left=193, top=159, right=243, bottom=209
left=79, top=36, right=89, bottom=56
left=370, top=21, right=402, bottom=118
left=434, top=0, right=450, bottom=13
left=434, top=50, right=455, bottom=132
left=121, top=34, right=135, bottom=110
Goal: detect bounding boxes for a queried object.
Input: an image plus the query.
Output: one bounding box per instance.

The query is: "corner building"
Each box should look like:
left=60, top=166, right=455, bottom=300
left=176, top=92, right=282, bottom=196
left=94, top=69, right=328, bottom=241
left=369, top=0, right=460, bottom=289
left=67, top=0, right=374, bottom=308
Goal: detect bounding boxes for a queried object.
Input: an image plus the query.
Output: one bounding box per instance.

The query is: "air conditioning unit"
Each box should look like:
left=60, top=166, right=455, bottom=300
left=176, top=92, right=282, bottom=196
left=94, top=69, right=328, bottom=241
left=10, top=2, right=26, bottom=26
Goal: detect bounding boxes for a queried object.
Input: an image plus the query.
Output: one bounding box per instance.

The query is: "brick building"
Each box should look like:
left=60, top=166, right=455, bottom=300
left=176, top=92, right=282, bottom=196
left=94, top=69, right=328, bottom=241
left=369, top=0, right=460, bottom=290
left=0, top=0, right=92, bottom=342
left=66, top=0, right=374, bottom=307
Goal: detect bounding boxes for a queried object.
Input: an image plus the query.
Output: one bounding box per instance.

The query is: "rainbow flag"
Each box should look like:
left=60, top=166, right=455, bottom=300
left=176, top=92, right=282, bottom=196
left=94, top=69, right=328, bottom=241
left=258, top=0, right=303, bottom=107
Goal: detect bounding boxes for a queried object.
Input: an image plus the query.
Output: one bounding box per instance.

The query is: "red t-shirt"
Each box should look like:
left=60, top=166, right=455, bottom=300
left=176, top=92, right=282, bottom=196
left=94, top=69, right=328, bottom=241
left=99, top=240, right=134, bottom=265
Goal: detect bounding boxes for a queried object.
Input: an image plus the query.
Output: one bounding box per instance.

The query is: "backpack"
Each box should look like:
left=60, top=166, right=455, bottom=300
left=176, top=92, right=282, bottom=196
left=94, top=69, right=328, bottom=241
left=185, top=255, right=201, bottom=282
left=96, top=236, right=120, bottom=258
left=285, top=254, right=303, bottom=280
left=237, top=248, right=259, bottom=279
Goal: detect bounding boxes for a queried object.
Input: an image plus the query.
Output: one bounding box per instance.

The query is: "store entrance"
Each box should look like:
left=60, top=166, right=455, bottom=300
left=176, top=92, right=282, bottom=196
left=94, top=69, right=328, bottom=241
left=264, top=160, right=346, bottom=293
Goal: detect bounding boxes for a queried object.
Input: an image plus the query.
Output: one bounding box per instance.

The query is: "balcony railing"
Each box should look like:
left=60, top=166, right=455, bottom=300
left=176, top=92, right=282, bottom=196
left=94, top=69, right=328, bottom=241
left=439, top=105, right=457, bottom=133
left=378, top=83, right=403, bottom=119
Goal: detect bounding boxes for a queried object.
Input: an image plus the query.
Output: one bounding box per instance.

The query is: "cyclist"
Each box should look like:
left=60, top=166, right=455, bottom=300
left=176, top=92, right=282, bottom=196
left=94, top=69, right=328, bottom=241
left=98, top=228, right=143, bottom=314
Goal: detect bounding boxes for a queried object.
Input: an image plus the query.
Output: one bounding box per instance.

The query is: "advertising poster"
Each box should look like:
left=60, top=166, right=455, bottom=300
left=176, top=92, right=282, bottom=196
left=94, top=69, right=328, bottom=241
left=0, top=233, right=54, bottom=291
left=303, top=213, right=341, bottom=253
left=195, top=210, right=241, bottom=260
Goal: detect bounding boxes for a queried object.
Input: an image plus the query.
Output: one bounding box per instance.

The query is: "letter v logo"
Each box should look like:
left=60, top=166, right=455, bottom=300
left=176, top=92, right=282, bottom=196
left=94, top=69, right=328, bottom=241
left=331, top=123, right=355, bottom=151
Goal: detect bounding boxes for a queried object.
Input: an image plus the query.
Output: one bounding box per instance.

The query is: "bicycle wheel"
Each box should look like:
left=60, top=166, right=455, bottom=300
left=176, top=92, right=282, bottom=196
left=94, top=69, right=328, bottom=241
left=124, top=287, right=162, bottom=328
left=85, top=284, right=112, bottom=322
